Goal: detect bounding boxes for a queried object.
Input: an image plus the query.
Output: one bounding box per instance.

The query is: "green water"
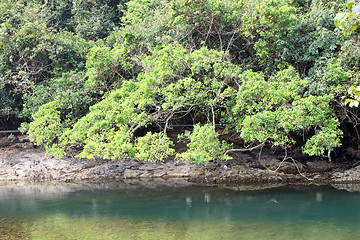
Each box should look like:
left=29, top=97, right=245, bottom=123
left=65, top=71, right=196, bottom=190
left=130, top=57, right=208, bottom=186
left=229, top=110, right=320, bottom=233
left=0, top=183, right=360, bottom=239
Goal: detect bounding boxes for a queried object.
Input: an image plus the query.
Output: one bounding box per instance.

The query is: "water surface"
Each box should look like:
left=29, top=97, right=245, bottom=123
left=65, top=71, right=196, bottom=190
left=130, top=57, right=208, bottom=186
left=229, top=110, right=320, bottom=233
left=0, top=182, right=360, bottom=239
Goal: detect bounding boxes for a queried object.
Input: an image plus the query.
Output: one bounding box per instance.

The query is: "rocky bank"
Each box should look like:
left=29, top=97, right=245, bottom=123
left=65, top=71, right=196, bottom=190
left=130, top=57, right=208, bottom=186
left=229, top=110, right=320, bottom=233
left=1, top=134, right=360, bottom=186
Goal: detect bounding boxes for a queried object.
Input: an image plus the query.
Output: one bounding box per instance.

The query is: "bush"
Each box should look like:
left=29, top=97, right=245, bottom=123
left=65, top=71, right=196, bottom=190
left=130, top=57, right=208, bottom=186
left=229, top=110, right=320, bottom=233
left=22, top=100, right=66, bottom=158
left=176, top=124, right=231, bottom=164
left=73, top=125, right=135, bottom=160
left=233, top=67, right=342, bottom=157
left=135, top=132, right=175, bottom=162
left=21, top=71, right=94, bottom=121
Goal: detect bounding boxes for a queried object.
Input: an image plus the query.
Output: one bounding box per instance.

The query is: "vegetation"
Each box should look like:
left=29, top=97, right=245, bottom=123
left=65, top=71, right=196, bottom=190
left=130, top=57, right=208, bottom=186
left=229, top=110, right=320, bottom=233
left=1, top=0, right=360, bottom=164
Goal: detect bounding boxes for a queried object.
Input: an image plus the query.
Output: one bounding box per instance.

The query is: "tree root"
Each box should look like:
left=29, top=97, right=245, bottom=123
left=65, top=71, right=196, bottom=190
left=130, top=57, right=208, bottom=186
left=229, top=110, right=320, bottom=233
left=259, top=149, right=314, bottom=181
left=225, top=142, right=314, bottom=181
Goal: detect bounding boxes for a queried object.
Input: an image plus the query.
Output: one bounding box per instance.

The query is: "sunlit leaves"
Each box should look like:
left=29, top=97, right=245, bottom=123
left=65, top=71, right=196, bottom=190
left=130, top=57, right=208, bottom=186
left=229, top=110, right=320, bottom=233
left=233, top=67, right=342, bottom=156
left=346, top=85, right=360, bottom=107
left=335, top=0, right=360, bottom=36
left=135, top=132, right=175, bottom=162
left=176, top=123, right=231, bottom=164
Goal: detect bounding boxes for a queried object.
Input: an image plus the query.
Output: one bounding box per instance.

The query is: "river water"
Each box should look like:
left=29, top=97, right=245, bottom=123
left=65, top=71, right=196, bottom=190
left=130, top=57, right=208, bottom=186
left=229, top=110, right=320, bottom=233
left=0, top=182, right=359, bottom=240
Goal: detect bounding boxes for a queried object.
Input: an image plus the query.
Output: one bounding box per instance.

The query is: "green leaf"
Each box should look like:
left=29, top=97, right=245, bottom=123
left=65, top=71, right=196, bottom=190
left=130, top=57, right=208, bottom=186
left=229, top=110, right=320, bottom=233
left=347, top=0, right=356, bottom=11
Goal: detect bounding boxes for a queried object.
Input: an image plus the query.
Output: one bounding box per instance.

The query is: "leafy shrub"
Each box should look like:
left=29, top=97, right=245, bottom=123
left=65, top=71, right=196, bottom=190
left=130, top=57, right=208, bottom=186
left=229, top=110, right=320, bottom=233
left=73, top=125, right=135, bottom=160
left=52, top=75, right=154, bottom=159
left=302, top=124, right=342, bottom=156
left=280, top=1, right=342, bottom=77
left=45, top=44, right=240, bottom=160
left=0, top=88, right=19, bottom=127
left=85, top=43, right=141, bottom=92
left=135, top=132, right=175, bottom=162
left=16, top=0, right=353, bottom=164
left=21, top=71, right=94, bottom=121
left=347, top=85, right=360, bottom=107
left=22, top=100, right=66, bottom=158
left=233, top=67, right=342, bottom=157
left=241, top=0, right=297, bottom=69
left=231, top=67, right=307, bottom=131
left=176, top=124, right=231, bottom=164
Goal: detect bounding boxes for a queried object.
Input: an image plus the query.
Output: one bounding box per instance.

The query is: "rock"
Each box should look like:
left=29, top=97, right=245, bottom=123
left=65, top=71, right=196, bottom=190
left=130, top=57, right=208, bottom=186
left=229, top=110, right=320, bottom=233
left=331, top=166, right=360, bottom=183
left=152, top=170, right=167, bottom=178
left=344, top=147, right=360, bottom=160
left=274, top=161, right=303, bottom=174
left=305, top=160, right=336, bottom=173
left=333, top=183, right=360, bottom=192
left=123, top=169, right=141, bottom=179
left=14, top=170, right=28, bottom=178
left=2, top=135, right=360, bottom=185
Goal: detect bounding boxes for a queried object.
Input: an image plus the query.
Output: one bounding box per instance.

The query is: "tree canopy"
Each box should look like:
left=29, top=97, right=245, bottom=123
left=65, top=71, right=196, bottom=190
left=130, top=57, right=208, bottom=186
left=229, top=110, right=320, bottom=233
left=1, top=0, right=359, bottom=163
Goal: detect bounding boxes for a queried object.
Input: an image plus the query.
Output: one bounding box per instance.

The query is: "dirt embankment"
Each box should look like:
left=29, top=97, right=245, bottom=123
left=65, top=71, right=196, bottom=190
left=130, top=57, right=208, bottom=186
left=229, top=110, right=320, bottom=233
left=1, top=134, right=360, bottom=185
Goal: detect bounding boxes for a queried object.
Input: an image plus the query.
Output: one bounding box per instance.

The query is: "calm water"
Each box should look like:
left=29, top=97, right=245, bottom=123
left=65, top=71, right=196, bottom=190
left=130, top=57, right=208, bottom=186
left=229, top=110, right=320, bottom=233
left=0, top=182, right=360, bottom=239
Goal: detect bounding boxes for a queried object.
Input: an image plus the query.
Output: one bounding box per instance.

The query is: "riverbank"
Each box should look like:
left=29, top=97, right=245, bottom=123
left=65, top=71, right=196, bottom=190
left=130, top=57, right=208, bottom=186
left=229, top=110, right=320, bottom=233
left=1, top=135, right=360, bottom=186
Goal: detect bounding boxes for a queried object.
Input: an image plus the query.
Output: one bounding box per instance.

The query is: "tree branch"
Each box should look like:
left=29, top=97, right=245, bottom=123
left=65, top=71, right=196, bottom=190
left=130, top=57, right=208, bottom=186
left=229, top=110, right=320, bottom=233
left=224, top=141, right=266, bottom=155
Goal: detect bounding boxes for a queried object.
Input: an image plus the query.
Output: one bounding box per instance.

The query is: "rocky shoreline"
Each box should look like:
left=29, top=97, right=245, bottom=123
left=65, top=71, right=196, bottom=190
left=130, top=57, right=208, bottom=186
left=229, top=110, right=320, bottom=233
left=1, top=135, right=360, bottom=187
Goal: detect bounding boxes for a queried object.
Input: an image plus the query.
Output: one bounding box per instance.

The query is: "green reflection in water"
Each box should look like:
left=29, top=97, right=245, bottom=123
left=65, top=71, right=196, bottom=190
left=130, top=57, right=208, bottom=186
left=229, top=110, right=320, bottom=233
left=0, top=184, right=360, bottom=239
left=3, top=215, right=359, bottom=240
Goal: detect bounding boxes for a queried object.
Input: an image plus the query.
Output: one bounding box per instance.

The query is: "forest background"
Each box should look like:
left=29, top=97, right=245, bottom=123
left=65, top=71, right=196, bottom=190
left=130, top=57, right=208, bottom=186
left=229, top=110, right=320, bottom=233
left=1, top=0, right=360, bottom=164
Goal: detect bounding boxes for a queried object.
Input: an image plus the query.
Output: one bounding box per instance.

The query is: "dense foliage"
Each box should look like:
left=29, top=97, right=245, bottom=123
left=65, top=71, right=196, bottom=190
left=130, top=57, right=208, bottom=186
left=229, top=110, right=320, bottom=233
left=1, top=0, right=360, bottom=164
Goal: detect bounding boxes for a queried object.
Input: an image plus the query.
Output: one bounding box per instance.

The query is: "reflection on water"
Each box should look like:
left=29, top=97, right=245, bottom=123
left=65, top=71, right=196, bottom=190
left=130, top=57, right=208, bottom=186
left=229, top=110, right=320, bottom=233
left=316, top=191, right=323, bottom=202
left=0, top=182, right=360, bottom=239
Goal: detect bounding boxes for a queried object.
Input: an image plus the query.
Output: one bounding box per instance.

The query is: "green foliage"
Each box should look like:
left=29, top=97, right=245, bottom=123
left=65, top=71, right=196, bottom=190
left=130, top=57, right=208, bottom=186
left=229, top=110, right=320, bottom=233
left=41, top=0, right=126, bottom=40
left=302, top=123, right=343, bottom=156
left=122, top=0, right=174, bottom=46
left=232, top=67, right=307, bottom=131
left=13, top=0, right=354, bottom=164
left=346, top=85, right=360, bottom=107
left=232, top=67, right=342, bottom=156
left=7, top=26, right=88, bottom=85
left=338, top=38, right=360, bottom=69
left=58, top=80, right=152, bottom=159
left=176, top=124, right=231, bottom=164
left=170, top=0, right=244, bottom=50
left=240, top=95, right=343, bottom=156
left=73, top=125, right=134, bottom=160
left=0, top=88, right=19, bottom=126
left=0, top=0, right=123, bottom=127
left=71, top=0, right=118, bottom=40
left=85, top=42, right=140, bottom=92
left=122, top=0, right=296, bottom=70
left=47, top=44, right=240, bottom=160
left=21, top=72, right=95, bottom=158
left=305, top=62, right=351, bottom=97
left=0, top=2, right=91, bottom=91
left=21, top=71, right=94, bottom=121
left=280, top=1, right=342, bottom=77
left=22, top=100, right=66, bottom=158
left=322, top=62, right=350, bottom=85
left=140, top=44, right=241, bottom=123
left=335, top=0, right=360, bottom=36
left=21, top=70, right=96, bottom=157
left=135, top=132, right=175, bottom=162
left=241, top=0, right=297, bottom=68
left=335, top=1, right=360, bottom=70
left=293, top=96, right=342, bottom=156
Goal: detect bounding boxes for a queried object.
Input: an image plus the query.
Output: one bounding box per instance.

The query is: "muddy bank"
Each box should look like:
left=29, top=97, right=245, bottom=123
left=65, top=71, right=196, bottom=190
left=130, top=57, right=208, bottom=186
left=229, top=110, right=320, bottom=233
left=0, top=135, right=360, bottom=186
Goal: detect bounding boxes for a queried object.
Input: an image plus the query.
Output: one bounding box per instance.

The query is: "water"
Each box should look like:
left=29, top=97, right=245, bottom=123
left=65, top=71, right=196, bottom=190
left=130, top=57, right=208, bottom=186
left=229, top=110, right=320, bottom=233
left=0, top=182, right=360, bottom=239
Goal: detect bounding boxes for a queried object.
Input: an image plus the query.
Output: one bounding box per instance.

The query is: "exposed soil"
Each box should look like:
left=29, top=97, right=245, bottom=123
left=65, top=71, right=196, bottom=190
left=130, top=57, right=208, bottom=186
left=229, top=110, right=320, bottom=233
left=1, top=134, right=360, bottom=186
